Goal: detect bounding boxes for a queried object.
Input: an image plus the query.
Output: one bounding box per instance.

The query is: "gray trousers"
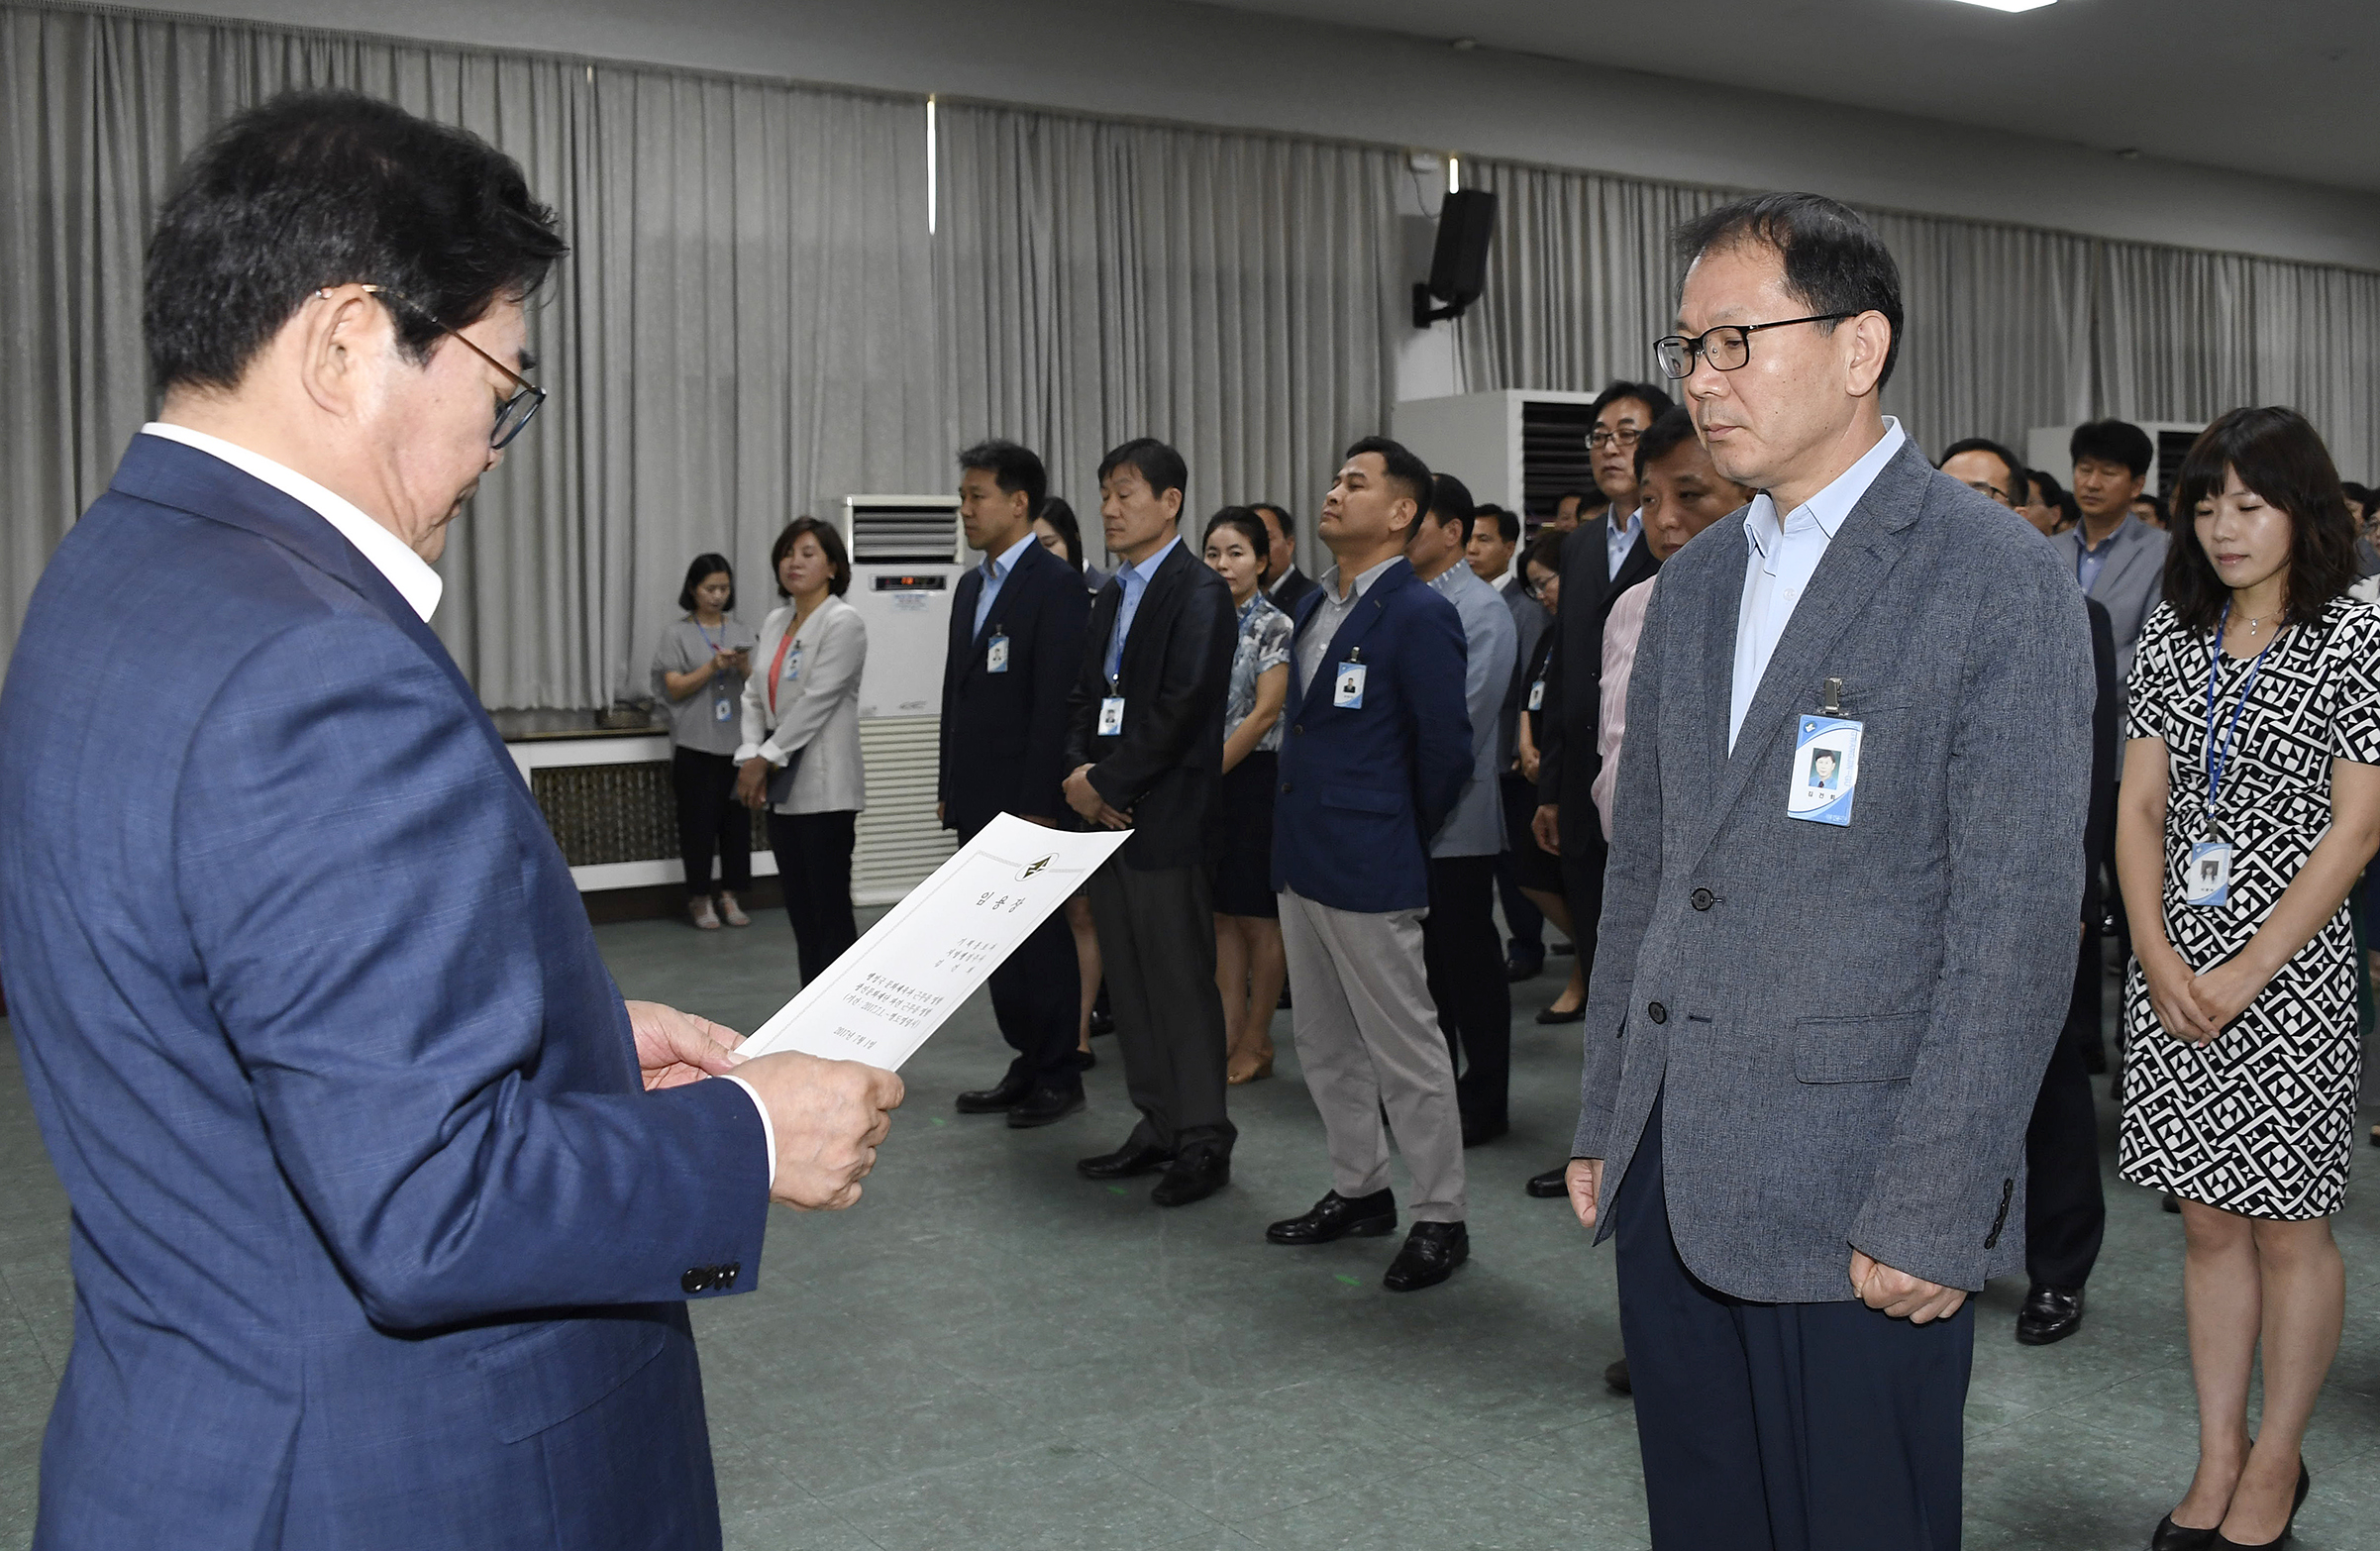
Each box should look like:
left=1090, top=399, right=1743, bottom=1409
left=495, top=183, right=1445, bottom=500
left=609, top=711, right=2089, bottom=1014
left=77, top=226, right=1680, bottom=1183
left=1278, top=884, right=1467, bottom=1222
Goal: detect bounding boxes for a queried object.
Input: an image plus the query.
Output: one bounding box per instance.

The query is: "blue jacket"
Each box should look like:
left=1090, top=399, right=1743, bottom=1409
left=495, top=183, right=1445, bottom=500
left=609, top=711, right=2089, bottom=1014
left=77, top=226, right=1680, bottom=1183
left=939, top=535, right=1089, bottom=837
left=0, top=435, right=770, bottom=1550
left=1270, top=559, right=1472, bottom=912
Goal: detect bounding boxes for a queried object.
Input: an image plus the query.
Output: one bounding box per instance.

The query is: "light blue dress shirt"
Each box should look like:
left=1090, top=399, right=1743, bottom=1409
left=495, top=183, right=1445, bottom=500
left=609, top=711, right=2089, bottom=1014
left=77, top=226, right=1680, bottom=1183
left=1606, top=507, right=1643, bottom=579
left=1105, top=532, right=1182, bottom=680
left=1425, top=563, right=1518, bottom=857
left=2074, top=513, right=2133, bottom=595
left=1727, top=417, right=1908, bottom=751
left=971, top=530, right=1040, bottom=641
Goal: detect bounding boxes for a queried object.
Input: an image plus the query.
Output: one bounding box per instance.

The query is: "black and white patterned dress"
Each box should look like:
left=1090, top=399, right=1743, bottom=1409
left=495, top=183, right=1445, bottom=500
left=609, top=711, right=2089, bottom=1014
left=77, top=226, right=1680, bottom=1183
left=2119, top=596, right=2380, bottom=1218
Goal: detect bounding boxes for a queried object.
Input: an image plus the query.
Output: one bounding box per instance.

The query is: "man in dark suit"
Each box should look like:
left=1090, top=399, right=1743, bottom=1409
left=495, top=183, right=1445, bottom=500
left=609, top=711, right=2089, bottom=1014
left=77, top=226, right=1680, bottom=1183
left=1266, top=438, right=1476, bottom=1290
left=0, top=92, right=900, bottom=1551
left=1523, top=378, right=1673, bottom=1197
left=1063, top=438, right=1239, bottom=1206
left=1947, top=436, right=2118, bottom=1348
left=1256, top=500, right=1318, bottom=614
left=943, top=439, right=1092, bottom=1127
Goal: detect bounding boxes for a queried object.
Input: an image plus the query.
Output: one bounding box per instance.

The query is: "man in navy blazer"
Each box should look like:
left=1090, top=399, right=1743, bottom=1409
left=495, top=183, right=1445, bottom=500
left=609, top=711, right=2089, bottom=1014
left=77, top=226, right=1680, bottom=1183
left=1266, top=438, right=1475, bottom=1292
left=942, top=439, right=1091, bottom=1126
left=0, top=92, right=900, bottom=1551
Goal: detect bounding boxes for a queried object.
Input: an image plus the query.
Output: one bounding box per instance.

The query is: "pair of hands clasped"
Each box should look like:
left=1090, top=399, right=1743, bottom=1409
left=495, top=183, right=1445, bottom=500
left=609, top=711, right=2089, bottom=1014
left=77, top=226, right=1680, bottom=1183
left=2137, top=944, right=2265, bottom=1045
left=1558, top=1159, right=1970, bottom=1324
left=627, top=1000, right=902, bottom=1211
left=1063, top=764, right=1134, bottom=830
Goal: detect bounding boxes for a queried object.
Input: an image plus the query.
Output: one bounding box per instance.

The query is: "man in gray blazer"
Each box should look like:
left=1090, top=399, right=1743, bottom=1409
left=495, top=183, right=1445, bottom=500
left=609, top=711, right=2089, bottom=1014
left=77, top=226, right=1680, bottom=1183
left=1569, top=194, right=2093, bottom=1549
left=2052, top=417, right=2168, bottom=700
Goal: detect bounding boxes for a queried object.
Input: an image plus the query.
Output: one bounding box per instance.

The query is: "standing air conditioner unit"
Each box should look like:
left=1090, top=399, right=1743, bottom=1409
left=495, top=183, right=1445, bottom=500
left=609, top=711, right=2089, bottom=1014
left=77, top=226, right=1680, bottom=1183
left=838, top=495, right=964, bottom=905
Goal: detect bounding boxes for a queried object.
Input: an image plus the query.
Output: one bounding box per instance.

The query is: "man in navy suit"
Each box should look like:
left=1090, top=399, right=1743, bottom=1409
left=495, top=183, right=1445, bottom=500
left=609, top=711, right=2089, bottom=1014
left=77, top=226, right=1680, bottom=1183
left=1265, top=438, right=1475, bottom=1291
left=942, top=439, right=1092, bottom=1127
left=0, top=91, right=901, bottom=1551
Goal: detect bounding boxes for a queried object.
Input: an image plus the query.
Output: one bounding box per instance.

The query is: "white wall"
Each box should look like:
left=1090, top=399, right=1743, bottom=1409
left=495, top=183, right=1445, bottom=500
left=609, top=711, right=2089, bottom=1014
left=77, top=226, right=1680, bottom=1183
left=123, top=0, right=2380, bottom=271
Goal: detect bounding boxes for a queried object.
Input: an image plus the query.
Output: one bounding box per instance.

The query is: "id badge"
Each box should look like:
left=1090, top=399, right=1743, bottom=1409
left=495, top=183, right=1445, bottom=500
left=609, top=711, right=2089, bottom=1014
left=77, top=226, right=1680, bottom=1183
left=2183, top=841, right=2233, bottom=908
left=1333, top=663, right=1368, bottom=709
left=1097, top=695, right=1125, bottom=736
left=1787, top=715, right=1863, bottom=826
left=779, top=646, right=802, bottom=682
left=1527, top=677, right=1545, bottom=711
left=712, top=695, right=734, bottom=722
left=987, top=634, right=1010, bottom=673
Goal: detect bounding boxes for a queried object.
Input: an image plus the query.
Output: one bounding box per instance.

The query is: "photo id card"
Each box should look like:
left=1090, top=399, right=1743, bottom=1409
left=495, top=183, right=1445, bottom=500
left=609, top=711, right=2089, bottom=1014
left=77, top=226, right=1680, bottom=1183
left=712, top=695, right=735, bottom=722
left=1787, top=714, right=1863, bottom=826
left=986, top=634, right=1010, bottom=673
left=779, top=646, right=802, bottom=682
left=1333, top=662, right=1368, bottom=709
left=1527, top=677, right=1545, bottom=711
left=1097, top=695, right=1125, bottom=736
left=2183, top=841, right=2232, bottom=908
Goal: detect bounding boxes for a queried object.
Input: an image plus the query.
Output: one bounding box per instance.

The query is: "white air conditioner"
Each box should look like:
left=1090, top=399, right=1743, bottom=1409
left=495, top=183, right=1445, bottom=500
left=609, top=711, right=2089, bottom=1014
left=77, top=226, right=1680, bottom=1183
left=838, top=495, right=964, bottom=903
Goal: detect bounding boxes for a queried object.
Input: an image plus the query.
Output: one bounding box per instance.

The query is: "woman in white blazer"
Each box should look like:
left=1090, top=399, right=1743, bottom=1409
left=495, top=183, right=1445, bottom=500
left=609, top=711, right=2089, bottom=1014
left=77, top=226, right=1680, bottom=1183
left=737, top=517, right=868, bottom=982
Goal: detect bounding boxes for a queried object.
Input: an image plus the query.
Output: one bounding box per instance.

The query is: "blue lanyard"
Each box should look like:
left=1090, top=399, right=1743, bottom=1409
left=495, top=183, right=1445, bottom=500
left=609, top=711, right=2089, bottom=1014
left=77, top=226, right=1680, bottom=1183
left=695, top=618, right=726, bottom=655
left=2202, top=600, right=2280, bottom=828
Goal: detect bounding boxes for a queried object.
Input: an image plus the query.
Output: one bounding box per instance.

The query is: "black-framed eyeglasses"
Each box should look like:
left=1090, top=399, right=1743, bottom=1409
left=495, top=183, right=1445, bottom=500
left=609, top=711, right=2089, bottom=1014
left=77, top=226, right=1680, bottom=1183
left=344, top=283, right=546, bottom=448
left=1586, top=426, right=1642, bottom=452
left=1653, top=313, right=1856, bottom=380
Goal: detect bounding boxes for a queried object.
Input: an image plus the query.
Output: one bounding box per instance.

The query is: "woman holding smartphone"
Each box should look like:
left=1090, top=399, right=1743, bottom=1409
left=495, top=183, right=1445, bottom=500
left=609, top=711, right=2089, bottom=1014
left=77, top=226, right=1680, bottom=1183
left=2117, top=408, right=2380, bottom=1551
left=651, top=554, right=757, bottom=929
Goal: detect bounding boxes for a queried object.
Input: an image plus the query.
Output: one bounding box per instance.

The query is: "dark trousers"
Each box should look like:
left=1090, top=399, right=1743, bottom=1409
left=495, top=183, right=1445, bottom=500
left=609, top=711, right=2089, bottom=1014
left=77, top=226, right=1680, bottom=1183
left=989, top=906, right=1084, bottom=1092
left=1422, top=854, right=1511, bottom=1128
left=1617, top=1093, right=1972, bottom=1551
left=672, top=747, right=752, bottom=899
left=1086, top=861, right=1234, bottom=1158
left=2025, top=935, right=2108, bottom=1290
left=1559, top=820, right=1609, bottom=982
left=768, top=809, right=858, bottom=984
left=1496, top=772, right=1545, bottom=959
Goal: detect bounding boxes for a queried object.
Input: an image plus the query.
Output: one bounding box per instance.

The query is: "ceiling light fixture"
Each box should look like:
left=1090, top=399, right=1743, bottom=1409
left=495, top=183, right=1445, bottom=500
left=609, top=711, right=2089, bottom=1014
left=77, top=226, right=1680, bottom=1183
left=1943, top=0, right=2057, bottom=12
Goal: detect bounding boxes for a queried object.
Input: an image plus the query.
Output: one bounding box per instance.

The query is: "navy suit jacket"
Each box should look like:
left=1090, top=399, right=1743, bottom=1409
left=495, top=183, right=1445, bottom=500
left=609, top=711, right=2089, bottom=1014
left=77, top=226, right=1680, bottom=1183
left=0, top=435, right=770, bottom=1550
left=938, top=537, right=1089, bottom=837
left=1271, top=559, right=1472, bottom=913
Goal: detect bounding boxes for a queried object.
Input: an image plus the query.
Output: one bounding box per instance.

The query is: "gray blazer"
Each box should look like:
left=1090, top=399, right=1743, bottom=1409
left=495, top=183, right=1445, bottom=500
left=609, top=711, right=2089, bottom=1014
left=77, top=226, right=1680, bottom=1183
left=2051, top=515, right=2167, bottom=689
left=1426, top=564, right=1518, bottom=858
left=1576, top=443, right=2094, bottom=1302
left=737, top=594, right=868, bottom=814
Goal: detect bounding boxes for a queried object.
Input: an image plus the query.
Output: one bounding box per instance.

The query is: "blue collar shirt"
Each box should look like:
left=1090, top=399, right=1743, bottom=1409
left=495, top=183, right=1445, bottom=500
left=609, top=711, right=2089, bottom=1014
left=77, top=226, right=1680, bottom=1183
left=1728, top=417, right=1908, bottom=752
left=1105, top=532, right=1182, bottom=681
left=1606, top=506, right=1643, bottom=580
left=2074, top=513, right=2133, bottom=594
left=971, top=529, right=1040, bottom=641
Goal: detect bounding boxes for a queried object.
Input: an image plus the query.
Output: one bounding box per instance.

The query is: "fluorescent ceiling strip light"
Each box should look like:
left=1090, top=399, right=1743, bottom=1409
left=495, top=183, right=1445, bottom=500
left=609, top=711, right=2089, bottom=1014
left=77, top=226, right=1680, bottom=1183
left=1943, top=0, right=2057, bottom=12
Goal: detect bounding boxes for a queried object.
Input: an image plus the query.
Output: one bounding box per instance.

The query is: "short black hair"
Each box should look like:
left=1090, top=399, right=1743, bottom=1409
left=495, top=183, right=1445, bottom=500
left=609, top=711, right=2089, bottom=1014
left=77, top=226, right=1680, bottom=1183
left=1522, top=529, right=1567, bottom=580
left=771, top=516, right=851, bottom=598
left=2162, top=406, right=2359, bottom=634
left=1590, top=380, right=1676, bottom=427
left=677, top=553, right=735, bottom=614
left=145, top=89, right=567, bottom=391
left=1096, top=438, right=1189, bottom=509
left=1478, top=504, right=1521, bottom=545
left=1674, top=192, right=1904, bottom=390
left=1343, top=436, right=1433, bottom=528
left=1633, top=406, right=1703, bottom=479
left=1035, top=496, right=1085, bottom=571
left=2133, top=490, right=2168, bottom=523
left=1252, top=502, right=1294, bottom=541
left=2070, top=419, right=2154, bottom=478
left=2343, top=481, right=2373, bottom=517
left=2027, top=469, right=2064, bottom=507
left=2054, top=489, right=2083, bottom=530
left=1422, top=472, right=1477, bottom=546
left=1554, top=488, right=1593, bottom=512
left=1202, top=506, right=1273, bottom=563
left=957, top=438, right=1048, bottom=515
left=1937, top=438, right=2027, bottom=502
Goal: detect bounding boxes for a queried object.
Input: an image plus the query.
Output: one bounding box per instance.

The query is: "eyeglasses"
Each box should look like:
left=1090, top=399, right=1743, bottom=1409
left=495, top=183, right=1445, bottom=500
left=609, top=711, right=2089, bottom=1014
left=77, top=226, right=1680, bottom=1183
left=339, top=284, right=546, bottom=449
left=1587, top=427, right=1642, bottom=452
left=1653, top=313, right=1857, bottom=380
left=1958, top=478, right=2013, bottom=504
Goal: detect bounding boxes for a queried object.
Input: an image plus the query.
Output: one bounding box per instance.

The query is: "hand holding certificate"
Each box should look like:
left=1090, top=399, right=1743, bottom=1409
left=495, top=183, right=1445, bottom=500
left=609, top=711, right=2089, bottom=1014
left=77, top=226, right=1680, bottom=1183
left=740, top=813, right=1133, bottom=1070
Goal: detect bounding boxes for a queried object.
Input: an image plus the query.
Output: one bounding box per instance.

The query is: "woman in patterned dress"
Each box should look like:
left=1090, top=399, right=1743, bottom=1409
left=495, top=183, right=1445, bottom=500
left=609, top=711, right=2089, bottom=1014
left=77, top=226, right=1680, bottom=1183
left=2116, top=408, right=2380, bottom=1551
left=1201, top=507, right=1293, bottom=1084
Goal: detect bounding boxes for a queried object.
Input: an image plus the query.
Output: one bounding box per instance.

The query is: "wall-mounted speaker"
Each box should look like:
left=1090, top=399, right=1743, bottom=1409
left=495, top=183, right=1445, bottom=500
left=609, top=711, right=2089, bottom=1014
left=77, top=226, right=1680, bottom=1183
left=1413, top=189, right=1497, bottom=328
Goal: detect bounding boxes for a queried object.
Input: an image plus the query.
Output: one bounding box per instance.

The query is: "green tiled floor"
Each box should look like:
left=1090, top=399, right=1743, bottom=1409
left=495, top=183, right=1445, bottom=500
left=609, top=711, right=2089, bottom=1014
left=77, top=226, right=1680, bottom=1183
left=2, top=911, right=2377, bottom=1549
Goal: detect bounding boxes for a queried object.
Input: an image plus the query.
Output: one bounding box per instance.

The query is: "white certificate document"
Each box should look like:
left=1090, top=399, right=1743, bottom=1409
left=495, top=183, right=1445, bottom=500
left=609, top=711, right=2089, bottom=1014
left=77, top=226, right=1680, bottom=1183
left=738, top=813, right=1132, bottom=1070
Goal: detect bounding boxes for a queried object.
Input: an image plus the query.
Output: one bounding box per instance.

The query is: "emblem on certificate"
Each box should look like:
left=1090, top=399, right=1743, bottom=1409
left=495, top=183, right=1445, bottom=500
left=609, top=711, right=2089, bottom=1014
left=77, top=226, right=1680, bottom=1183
left=1788, top=715, right=1863, bottom=826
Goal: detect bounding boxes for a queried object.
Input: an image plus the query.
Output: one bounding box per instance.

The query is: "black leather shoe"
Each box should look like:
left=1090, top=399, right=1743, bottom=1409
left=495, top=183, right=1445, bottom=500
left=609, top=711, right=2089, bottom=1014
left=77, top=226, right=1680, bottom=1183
left=1150, top=1148, right=1229, bottom=1207
left=2016, top=1284, right=2085, bottom=1346
left=1077, top=1139, right=1173, bottom=1179
left=1267, top=1189, right=1397, bottom=1245
left=1461, top=1114, right=1508, bottom=1149
left=1383, top=1220, right=1468, bottom=1292
left=2150, top=1516, right=2219, bottom=1551
left=1073, top=1047, right=1097, bottom=1072
left=1505, top=953, right=1543, bottom=982
left=955, top=1072, right=1032, bottom=1113
left=1525, top=1166, right=1571, bottom=1198
left=1088, top=1007, right=1114, bottom=1037
left=1604, top=1356, right=1631, bottom=1395
left=1006, top=1086, right=1085, bottom=1128
left=2210, top=1461, right=2310, bottom=1550
left=1535, top=1002, right=1586, bottom=1025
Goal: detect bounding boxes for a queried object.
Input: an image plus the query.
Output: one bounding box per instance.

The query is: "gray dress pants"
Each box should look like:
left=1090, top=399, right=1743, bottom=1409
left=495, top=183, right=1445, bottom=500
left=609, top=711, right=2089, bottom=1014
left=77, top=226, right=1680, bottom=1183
left=1278, top=884, right=1467, bottom=1221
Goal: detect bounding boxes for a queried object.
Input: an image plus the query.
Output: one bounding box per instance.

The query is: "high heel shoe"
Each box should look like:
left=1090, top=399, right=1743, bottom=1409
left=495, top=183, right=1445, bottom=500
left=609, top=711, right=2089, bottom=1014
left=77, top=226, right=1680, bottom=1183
left=2149, top=1515, right=2218, bottom=1551
left=2210, top=1461, right=2310, bottom=1550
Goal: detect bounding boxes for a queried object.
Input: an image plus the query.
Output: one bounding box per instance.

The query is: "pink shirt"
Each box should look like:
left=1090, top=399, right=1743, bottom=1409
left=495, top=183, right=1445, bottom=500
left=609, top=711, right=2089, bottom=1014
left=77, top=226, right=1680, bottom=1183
left=1592, top=574, right=1658, bottom=841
